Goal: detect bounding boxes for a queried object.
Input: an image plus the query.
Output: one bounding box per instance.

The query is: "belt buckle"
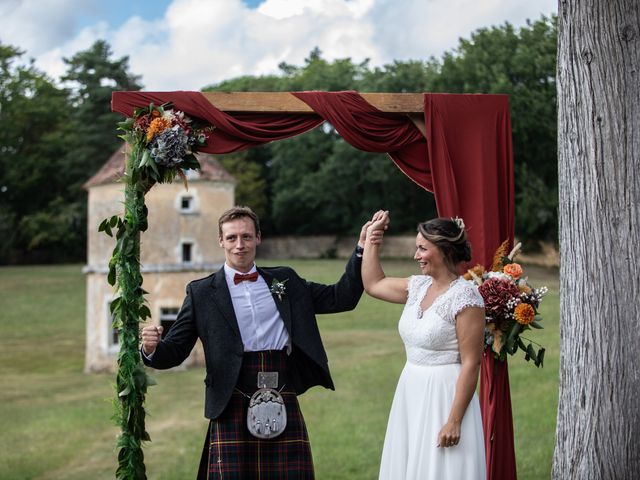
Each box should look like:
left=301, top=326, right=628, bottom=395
left=257, top=371, right=278, bottom=389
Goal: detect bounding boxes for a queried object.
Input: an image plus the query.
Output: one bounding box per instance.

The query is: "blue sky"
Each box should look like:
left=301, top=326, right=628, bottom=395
left=0, top=0, right=557, bottom=91
left=75, top=0, right=263, bottom=30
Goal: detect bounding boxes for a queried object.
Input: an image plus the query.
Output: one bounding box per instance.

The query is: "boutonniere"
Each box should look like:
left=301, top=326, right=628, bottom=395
left=270, top=278, right=288, bottom=301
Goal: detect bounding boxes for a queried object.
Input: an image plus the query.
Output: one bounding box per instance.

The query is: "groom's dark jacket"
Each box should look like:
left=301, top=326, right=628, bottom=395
left=143, top=249, right=363, bottom=420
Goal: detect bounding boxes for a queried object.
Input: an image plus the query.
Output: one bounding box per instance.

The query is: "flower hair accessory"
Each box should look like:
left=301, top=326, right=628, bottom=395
left=451, top=216, right=465, bottom=231
left=270, top=278, right=288, bottom=301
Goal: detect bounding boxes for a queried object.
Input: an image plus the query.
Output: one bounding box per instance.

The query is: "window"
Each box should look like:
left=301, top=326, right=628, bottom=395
left=110, top=326, right=119, bottom=347
left=182, top=242, right=193, bottom=263
left=180, top=195, right=193, bottom=212
left=177, top=191, right=198, bottom=214
left=160, top=307, right=180, bottom=338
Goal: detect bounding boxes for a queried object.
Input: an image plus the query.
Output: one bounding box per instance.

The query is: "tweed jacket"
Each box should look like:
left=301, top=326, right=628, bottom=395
left=143, top=249, right=364, bottom=420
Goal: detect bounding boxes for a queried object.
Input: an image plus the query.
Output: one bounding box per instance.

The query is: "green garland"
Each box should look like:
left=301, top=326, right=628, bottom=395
left=100, top=104, right=206, bottom=479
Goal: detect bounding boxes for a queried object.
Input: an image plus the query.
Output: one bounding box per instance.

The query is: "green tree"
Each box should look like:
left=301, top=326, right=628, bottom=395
left=269, top=128, right=435, bottom=236
left=278, top=47, right=371, bottom=91
left=0, top=43, right=76, bottom=263
left=0, top=40, right=143, bottom=264
left=62, top=40, right=142, bottom=182
left=218, top=148, right=270, bottom=225
left=359, top=59, right=439, bottom=93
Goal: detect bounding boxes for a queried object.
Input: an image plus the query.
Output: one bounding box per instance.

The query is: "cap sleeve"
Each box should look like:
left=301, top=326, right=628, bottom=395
left=451, top=280, right=485, bottom=319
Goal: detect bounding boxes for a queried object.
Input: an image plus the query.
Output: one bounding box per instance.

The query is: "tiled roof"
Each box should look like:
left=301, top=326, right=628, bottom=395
left=84, top=144, right=235, bottom=188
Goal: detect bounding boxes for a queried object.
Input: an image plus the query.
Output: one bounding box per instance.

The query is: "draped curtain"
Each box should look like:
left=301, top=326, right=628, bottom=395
left=112, top=90, right=517, bottom=479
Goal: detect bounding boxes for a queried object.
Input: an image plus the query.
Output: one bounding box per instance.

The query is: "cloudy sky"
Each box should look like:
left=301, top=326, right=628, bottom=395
left=0, top=0, right=557, bottom=91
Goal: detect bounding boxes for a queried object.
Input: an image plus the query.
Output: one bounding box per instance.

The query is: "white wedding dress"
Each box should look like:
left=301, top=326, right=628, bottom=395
left=379, top=275, right=486, bottom=480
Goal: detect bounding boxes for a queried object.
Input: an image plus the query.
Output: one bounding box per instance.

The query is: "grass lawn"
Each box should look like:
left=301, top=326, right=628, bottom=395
left=0, top=260, right=559, bottom=479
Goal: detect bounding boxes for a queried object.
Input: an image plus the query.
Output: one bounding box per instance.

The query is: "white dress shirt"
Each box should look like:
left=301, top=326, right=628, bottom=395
left=224, top=263, right=291, bottom=352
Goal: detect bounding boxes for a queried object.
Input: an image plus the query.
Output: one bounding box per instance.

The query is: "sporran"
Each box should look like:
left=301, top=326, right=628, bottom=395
left=246, top=371, right=287, bottom=439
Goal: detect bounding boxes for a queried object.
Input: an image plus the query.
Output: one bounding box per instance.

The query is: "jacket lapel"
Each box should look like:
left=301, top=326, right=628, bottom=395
left=209, top=266, right=241, bottom=339
left=258, top=267, right=293, bottom=336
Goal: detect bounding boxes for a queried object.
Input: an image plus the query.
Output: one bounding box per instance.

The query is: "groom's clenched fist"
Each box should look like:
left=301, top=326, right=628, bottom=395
left=141, top=325, right=164, bottom=356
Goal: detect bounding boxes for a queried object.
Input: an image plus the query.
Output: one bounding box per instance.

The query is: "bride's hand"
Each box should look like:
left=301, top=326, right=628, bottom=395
left=436, top=420, right=461, bottom=448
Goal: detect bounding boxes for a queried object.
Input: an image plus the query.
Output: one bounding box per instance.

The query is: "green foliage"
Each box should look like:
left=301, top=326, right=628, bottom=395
left=359, top=59, right=440, bottom=92
left=269, top=132, right=436, bottom=235
left=0, top=43, right=75, bottom=262
left=0, top=39, right=142, bottom=264
left=104, top=164, right=154, bottom=479
left=62, top=40, right=142, bottom=180
left=217, top=148, right=270, bottom=224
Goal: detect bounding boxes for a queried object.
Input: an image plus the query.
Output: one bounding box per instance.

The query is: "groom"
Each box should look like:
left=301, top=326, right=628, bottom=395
left=141, top=206, right=371, bottom=479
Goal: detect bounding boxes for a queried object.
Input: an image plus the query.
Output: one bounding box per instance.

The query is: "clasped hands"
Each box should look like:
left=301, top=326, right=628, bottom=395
left=365, top=210, right=390, bottom=245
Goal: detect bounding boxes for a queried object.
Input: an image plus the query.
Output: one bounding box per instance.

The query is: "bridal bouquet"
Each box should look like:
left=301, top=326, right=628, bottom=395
left=465, top=241, right=547, bottom=367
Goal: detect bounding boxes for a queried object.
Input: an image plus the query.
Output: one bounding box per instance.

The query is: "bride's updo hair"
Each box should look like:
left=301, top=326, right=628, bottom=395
left=417, top=218, right=472, bottom=269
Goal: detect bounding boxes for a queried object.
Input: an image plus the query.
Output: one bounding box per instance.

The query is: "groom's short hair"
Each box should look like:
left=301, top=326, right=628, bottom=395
left=218, top=206, right=261, bottom=237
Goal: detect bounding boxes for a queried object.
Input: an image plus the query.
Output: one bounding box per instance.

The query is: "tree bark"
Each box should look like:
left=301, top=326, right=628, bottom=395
left=554, top=1, right=640, bottom=478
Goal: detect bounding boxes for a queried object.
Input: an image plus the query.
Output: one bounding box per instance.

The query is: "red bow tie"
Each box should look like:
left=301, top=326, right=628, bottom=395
left=233, top=271, right=259, bottom=285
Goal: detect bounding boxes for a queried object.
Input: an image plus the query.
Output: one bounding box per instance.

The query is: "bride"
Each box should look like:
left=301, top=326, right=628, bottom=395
left=363, top=211, right=486, bottom=480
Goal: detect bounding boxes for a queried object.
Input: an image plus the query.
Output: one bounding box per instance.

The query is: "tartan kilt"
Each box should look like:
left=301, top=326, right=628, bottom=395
left=198, top=350, right=314, bottom=479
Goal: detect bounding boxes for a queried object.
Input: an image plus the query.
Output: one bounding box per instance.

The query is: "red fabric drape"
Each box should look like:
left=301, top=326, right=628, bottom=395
left=421, top=93, right=516, bottom=480
left=291, top=91, right=430, bottom=188
left=422, top=94, right=515, bottom=268
left=111, top=90, right=517, bottom=479
left=111, top=91, right=323, bottom=153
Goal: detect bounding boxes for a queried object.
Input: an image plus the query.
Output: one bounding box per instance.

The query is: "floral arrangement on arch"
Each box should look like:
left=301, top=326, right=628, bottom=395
left=117, top=102, right=212, bottom=189
left=465, top=241, right=547, bottom=367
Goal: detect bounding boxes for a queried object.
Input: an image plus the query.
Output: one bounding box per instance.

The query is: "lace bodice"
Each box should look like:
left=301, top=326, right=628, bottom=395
left=399, top=275, right=484, bottom=366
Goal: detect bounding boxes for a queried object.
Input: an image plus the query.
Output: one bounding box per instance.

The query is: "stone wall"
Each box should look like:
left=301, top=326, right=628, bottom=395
left=258, top=235, right=559, bottom=267
left=257, top=235, right=418, bottom=260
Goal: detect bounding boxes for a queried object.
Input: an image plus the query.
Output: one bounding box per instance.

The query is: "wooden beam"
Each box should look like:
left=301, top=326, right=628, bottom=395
left=201, top=92, right=424, bottom=113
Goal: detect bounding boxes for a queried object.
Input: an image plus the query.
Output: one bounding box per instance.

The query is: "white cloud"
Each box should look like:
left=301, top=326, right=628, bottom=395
left=0, top=0, right=557, bottom=91
left=0, top=0, right=95, bottom=56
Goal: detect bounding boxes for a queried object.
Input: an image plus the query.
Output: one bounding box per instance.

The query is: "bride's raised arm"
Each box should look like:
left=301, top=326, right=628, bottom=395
left=362, top=210, right=409, bottom=304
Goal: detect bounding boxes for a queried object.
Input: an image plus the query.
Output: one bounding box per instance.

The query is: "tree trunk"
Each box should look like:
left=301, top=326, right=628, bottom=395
left=554, top=1, right=640, bottom=478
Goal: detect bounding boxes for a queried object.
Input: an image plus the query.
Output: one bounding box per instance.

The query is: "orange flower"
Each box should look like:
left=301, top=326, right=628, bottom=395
left=151, top=109, right=161, bottom=117
left=146, top=117, right=171, bottom=142
left=503, top=263, right=523, bottom=279
left=514, top=303, right=535, bottom=325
